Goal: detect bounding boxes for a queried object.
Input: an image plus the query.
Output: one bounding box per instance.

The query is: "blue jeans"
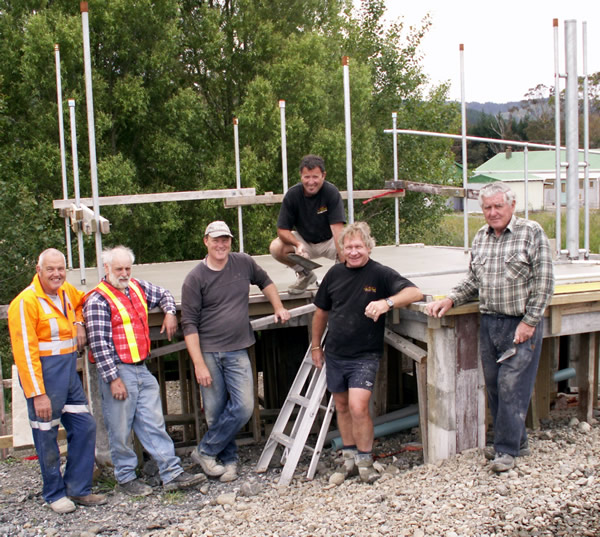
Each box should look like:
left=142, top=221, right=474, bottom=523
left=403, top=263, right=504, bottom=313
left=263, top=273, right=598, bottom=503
left=480, top=314, right=543, bottom=457
left=99, top=362, right=182, bottom=485
left=26, top=352, right=96, bottom=503
left=198, top=349, right=254, bottom=464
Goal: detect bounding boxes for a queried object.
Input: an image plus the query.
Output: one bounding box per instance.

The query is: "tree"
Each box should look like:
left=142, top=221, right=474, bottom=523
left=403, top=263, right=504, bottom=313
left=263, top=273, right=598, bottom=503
left=0, top=0, right=459, bottom=282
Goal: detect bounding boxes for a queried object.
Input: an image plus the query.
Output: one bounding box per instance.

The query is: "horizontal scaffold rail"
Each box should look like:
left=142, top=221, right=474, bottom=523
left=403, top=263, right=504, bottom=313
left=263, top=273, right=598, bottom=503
left=53, top=188, right=256, bottom=210
left=383, top=180, right=480, bottom=199
left=223, top=189, right=405, bottom=207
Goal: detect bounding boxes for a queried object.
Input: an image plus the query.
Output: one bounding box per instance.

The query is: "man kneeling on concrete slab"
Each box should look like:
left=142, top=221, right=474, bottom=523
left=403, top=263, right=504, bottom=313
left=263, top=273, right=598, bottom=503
left=84, top=246, right=205, bottom=496
left=311, top=222, right=423, bottom=484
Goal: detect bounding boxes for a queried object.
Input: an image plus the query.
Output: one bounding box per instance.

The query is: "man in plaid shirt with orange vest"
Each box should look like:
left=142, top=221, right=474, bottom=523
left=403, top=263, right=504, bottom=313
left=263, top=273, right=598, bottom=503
left=84, top=245, right=204, bottom=496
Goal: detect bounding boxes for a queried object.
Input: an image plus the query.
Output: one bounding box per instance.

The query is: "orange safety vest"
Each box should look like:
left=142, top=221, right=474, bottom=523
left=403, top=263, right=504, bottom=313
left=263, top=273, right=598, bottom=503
left=92, top=279, right=151, bottom=363
left=8, top=275, right=84, bottom=398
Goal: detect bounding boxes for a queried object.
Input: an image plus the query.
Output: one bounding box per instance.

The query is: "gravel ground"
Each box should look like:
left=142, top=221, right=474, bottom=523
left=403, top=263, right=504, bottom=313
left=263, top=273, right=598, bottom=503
left=0, top=402, right=599, bottom=537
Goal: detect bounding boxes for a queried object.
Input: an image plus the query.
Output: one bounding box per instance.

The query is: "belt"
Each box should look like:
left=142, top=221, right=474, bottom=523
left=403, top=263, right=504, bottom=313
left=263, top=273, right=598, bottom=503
left=484, top=313, right=523, bottom=320
left=121, top=359, right=147, bottom=366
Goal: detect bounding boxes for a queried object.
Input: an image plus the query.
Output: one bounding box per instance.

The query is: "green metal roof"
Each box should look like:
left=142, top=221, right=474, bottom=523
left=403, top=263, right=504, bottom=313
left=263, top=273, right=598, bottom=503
left=475, top=149, right=600, bottom=174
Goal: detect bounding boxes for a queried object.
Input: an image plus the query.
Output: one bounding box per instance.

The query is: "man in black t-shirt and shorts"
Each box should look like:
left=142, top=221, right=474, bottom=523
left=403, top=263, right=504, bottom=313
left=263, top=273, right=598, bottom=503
left=270, top=155, right=346, bottom=294
left=311, top=222, right=423, bottom=484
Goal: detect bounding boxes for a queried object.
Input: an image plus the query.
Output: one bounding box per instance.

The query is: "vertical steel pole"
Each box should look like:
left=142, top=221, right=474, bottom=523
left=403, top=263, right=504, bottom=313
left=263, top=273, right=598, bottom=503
left=68, top=100, right=86, bottom=284
left=564, top=20, right=579, bottom=259
left=553, top=19, right=562, bottom=257
left=54, top=44, right=73, bottom=269
left=459, top=44, right=469, bottom=253
left=342, top=56, right=354, bottom=224
left=392, top=112, right=399, bottom=246
left=582, top=21, right=590, bottom=258
left=80, top=2, right=104, bottom=280
left=524, top=145, right=529, bottom=219
left=279, top=100, right=289, bottom=194
left=233, top=117, right=244, bottom=253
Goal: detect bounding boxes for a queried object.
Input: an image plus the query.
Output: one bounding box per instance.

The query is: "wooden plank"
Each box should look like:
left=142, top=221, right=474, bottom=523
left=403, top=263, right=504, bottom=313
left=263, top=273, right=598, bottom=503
left=384, top=180, right=479, bottom=199
left=248, top=345, right=261, bottom=442
left=250, top=304, right=316, bottom=331
left=0, top=355, right=6, bottom=458
left=577, top=332, right=596, bottom=423
left=223, top=189, right=405, bottom=208
left=150, top=340, right=187, bottom=359
left=373, top=344, right=388, bottom=418
left=384, top=329, right=427, bottom=363
left=415, top=360, right=429, bottom=464
left=455, top=314, right=479, bottom=452
left=0, top=429, right=67, bottom=450
left=53, top=188, right=256, bottom=209
left=550, top=307, right=562, bottom=336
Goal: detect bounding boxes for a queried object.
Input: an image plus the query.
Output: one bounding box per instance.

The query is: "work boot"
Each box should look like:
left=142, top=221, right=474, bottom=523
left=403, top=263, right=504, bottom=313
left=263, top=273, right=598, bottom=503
left=288, top=270, right=317, bottom=295
left=68, top=493, right=107, bottom=506
left=329, top=448, right=358, bottom=486
left=355, top=452, right=380, bottom=484
left=490, top=452, right=515, bottom=473
left=191, top=448, right=226, bottom=477
left=163, top=471, right=206, bottom=491
left=219, top=462, right=239, bottom=483
left=484, top=440, right=530, bottom=461
left=47, top=496, right=76, bottom=514
left=119, top=478, right=153, bottom=497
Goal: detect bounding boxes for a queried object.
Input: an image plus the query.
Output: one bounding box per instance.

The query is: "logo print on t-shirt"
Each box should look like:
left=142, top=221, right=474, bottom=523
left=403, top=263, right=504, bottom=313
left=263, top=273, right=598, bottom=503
left=316, top=206, right=328, bottom=214
left=363, top=286, right=377, bottom=293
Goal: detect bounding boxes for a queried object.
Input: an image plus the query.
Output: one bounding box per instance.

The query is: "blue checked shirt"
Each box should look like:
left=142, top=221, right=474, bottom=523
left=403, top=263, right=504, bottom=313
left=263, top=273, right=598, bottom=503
left=83, top=278, right=176, bottom=383
left=447, top=216, right=554, bottom=327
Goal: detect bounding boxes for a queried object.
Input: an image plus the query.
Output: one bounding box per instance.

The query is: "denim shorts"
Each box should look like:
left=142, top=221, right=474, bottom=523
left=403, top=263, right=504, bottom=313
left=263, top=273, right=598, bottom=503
left=325, top=352, right=381, bottom=393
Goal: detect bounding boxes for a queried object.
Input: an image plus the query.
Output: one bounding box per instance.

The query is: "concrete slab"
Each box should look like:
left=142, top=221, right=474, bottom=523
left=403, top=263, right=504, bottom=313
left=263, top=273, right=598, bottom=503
left=66, top=245, right=600, bottom=305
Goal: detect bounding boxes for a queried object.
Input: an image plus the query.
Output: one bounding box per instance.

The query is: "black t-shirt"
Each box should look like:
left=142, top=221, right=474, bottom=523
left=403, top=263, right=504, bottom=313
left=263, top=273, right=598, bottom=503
left=314, top=259, right=417, bottom=358
left=277, top=181, right=346, bottom=244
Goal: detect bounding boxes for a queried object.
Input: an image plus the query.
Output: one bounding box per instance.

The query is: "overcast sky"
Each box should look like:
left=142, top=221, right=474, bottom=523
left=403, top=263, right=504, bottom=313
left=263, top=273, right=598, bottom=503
left=383, top=1, right=600, bottom=103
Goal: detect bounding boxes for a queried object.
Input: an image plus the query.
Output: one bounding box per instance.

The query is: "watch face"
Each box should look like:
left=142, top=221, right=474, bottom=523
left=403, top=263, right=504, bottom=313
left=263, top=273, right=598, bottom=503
left=386, top=298, right=394, bottom=308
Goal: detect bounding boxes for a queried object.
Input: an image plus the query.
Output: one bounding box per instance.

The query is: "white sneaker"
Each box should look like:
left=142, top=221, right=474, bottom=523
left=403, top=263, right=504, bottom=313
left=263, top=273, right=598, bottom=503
left=48, top=496, right=76, bottom=514
left=288, top=271, right=317, bottom=294
left=219, top=462, right=238, bottom=483
left=191, top=448, right=226, bottom=477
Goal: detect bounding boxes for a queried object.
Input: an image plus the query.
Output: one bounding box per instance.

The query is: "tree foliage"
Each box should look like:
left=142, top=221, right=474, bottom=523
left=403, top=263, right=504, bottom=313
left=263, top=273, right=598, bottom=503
left=1, top=0, right=459, bottom=302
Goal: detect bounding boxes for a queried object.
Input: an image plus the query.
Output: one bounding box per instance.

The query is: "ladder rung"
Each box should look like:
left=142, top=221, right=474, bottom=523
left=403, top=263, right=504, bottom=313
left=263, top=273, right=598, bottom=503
left=271, top=432, right=293, bottom=449
left=288, top=394, right=310, bottom=408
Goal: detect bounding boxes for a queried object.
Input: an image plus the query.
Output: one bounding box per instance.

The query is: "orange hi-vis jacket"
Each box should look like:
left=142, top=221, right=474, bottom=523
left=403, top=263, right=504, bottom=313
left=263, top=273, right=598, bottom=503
left=8, top=274, right=84, bottom=398
left=91, top=279, right=151, bottom=363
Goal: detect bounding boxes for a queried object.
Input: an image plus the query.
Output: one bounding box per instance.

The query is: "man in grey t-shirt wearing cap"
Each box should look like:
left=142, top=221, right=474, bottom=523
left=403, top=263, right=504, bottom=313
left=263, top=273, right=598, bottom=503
left=181, top=221, right=290, bottom=482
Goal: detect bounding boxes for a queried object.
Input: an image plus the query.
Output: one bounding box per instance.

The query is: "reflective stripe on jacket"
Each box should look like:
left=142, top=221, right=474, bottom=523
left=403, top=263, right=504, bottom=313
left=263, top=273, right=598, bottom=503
left=92, top=279, right=150, bottom=363
left=8, top=275, right=84, bottom=398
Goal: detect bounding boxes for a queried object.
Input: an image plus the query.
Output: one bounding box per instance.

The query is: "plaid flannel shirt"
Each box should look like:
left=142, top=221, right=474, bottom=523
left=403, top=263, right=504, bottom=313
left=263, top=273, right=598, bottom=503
left=447, top=216, right=554, bottom=327
left=83, top=278, right=176, bottom=383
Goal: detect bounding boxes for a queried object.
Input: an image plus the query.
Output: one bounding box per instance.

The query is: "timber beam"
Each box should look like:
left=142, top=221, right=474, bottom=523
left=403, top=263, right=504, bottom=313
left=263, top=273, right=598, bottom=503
left=384, top=180, right=480, bottom=199
left=223, top=189, right=405, bottom=208
left=53, top=188, right=256, bottom=210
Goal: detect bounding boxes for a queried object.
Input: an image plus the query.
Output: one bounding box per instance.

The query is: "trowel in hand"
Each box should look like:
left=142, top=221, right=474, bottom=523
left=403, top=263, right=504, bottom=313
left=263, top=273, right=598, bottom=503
left=287, top=253, right=322, bottom=271
left=497, top=347, right=516, bottom=363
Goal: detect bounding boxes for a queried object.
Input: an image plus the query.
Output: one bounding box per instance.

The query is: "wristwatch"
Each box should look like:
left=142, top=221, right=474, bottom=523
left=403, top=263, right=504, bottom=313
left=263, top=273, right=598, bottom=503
left=385, top=297, right=394, bottom=310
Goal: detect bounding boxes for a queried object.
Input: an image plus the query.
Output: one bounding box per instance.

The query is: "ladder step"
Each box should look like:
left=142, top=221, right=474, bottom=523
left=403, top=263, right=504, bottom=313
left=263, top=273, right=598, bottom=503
left=288, top=394, right=310, bottom=408
left=271, top=432, right=293, bottom=449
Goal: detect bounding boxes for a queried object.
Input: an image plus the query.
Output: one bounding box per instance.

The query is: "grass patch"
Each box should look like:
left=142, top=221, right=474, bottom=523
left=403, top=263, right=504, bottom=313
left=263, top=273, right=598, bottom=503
left=163, top=489, right=185, bottom=504
left=435, top=210, right=600, bottom=253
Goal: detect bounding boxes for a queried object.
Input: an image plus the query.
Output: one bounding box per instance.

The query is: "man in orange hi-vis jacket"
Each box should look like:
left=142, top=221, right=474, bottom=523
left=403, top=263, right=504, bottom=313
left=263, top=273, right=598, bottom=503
left=8, top=248, right=106, bottom=514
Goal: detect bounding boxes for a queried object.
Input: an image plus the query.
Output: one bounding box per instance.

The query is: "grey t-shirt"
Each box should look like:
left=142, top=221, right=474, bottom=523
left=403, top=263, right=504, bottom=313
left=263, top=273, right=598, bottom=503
left=180, top=253, right=273, bottom=352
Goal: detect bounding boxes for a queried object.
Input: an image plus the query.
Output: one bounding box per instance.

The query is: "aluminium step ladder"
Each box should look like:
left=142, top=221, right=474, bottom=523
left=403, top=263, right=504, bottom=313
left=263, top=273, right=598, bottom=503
left=255, top=336, right=334, bottom=486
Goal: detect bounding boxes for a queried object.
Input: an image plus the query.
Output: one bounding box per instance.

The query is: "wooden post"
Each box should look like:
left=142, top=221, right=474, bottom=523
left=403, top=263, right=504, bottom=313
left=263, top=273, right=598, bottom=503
left=248, top=345, right=261, bottom=442
left=577, top=332, right=596, bottom=423
left=455, top=314, right=480, bottom=452
left=0, top=355, right=7, bottom=459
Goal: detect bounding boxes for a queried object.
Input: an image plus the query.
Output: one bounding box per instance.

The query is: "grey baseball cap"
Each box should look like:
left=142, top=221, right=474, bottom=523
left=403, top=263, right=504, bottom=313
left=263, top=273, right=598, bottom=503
left=204, top=220, right=233, bottom=238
